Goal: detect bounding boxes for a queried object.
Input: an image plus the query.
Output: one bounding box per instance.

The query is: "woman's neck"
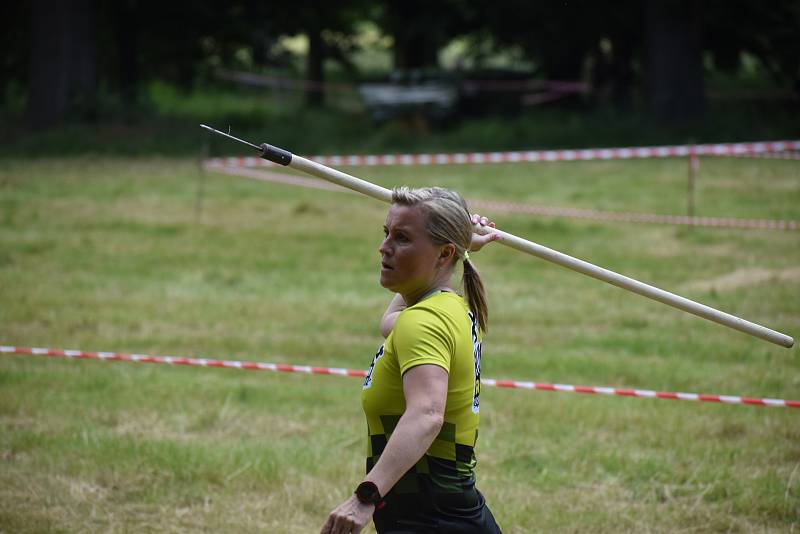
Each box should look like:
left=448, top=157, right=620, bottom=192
left=403, top=282, right=455, bottom=307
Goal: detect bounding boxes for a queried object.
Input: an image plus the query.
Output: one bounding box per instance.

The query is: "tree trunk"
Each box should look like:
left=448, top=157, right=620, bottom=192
left=611, top=34, right=636, bottom=111
left=644, top=0, right=706, bottom=121
left=28, top=0, right=96, bottom=129
left=305, top=27, right=325, bottom=107
left=389, top=1, right=441, bottom=70
left=392, top=28, right=439, bottom=70
left=114, top=0, right=139, bottom=110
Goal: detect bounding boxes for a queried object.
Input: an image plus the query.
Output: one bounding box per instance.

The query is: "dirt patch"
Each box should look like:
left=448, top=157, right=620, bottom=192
left=682, top=267, right=800, bottom=293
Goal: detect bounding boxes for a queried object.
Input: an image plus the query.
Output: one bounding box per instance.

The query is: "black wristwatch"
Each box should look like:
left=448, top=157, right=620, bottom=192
left=354, top=481, right=382, bottom=506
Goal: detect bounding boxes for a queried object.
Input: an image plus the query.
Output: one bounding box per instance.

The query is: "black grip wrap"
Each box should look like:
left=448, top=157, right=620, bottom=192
left=260, top=143, right=292, bottom=166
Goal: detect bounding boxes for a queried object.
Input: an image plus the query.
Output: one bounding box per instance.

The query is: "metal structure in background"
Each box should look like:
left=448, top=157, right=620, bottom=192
left=215, top=69, right=589, bottom=123
left=199, top=124, right=795, bottom=348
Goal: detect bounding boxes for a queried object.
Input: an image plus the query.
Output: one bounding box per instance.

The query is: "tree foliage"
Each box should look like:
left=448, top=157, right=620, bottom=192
left=7, top=0, right=798, bottom=129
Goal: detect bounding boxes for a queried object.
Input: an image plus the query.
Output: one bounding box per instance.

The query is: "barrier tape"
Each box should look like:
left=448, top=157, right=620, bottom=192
left=206, top=165, right=800, bottom=231
left=470, top=199, right=800, bottom=230
left=205, top=140, right=800, bottom=169
left=2, top=346, right=798, bottom=409
left=712, top=151, right=800, bottom=161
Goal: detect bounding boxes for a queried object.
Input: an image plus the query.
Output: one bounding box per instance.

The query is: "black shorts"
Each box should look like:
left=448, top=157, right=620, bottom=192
left=373, top=488, right=502, bottom=534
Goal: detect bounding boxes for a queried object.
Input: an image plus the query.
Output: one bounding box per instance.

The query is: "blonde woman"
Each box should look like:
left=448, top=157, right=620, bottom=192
left=321, top=187, right=502, bottom=534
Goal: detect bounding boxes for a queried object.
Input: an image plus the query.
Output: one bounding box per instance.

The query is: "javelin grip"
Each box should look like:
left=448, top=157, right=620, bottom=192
left=260, top=143, right=292, bottom=166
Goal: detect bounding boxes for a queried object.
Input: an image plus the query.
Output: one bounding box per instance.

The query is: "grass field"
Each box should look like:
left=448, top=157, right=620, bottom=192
left=1, top=153, right=798, bottom=532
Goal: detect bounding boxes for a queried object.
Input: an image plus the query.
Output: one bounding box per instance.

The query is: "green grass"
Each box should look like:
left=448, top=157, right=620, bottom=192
left=1, top=154, right=799, bottom=532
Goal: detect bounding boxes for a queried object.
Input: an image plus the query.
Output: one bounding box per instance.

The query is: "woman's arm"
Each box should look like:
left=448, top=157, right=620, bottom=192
left=380, top=293, right=407, bottom=338
left=320, top=364, right=447, bottom=534
left=362, top=364, right=447, bottom=495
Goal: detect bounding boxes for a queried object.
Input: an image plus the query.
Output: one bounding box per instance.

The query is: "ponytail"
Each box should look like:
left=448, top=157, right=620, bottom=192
left=462, top=258, right=488, bottom=333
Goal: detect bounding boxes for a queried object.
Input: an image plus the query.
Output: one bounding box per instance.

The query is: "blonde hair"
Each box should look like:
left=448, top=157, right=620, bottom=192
left=391, top=186, right=488, bottom=332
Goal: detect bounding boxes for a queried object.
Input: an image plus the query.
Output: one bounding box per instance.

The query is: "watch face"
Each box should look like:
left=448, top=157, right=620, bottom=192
left=356, top=482, right=380, bottom=504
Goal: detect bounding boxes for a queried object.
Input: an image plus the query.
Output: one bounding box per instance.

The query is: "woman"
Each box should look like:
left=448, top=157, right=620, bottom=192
left=321, top=186, right=502, bottom=534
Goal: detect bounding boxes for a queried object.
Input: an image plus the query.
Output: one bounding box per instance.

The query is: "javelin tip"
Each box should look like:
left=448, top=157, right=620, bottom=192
left=199, top=123, right=262, bottom=151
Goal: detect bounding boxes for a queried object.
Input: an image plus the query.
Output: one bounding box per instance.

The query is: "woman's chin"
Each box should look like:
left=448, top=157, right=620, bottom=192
left=379, top=273, right=396, bottom=291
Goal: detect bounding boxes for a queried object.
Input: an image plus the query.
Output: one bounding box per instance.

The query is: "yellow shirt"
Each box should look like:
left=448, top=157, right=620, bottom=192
left=361, top=291, right=482, bottom=495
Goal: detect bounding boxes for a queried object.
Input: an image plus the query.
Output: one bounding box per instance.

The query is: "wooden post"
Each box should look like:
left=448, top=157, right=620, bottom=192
left=196, top=141, right=209, bottom=223
left=687, top=153, right=699, bottom=218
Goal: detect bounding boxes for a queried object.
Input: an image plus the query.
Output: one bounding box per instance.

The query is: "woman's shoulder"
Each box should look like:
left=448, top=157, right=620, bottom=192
left=398, top=293, right=469, bottom=332
left=403, top=292, right=460, bottom=314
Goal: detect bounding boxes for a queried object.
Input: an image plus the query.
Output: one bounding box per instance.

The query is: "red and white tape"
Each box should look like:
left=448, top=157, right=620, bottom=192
left=205, top=140, right=800, bottom=168
left=713, top=150, right=800, bottom=161
left=3, top=346, right=798, bottom=409
left=207, top=165, right=800, bottom=231
left=470, top=199, right=800, bottom=230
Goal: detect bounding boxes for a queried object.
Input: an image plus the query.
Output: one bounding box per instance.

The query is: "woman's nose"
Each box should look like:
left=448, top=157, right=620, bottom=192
left=378, top=237, right=391, bottom=256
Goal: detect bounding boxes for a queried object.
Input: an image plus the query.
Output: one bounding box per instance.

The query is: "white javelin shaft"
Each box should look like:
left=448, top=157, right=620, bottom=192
left=192, top=124, right=792, bottom=349
left=287, top=155, right=794, bottom=348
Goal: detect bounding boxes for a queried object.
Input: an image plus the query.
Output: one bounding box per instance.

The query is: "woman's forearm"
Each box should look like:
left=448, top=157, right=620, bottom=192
left=362, top=407, right=443, bottom=497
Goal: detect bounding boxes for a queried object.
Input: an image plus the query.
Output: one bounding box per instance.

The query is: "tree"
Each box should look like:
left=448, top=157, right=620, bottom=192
left=644, top=0, right=706, bottom=121
left=0, top=3, right=30, bottom=108
left=380, top=0, right=453, bottom=70
left=110, top=0, right=141, bottom=109
left=28, top=0, right=98, bottom=129
left=705, top=0, right=800, bottom=96
left=304, top=12, right=326, bottom=107
left=261, top=1, right=372, bottom=107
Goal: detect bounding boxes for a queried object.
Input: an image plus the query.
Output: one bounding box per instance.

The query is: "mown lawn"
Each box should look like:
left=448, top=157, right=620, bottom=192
left=0, top=154, right=798, bottom=532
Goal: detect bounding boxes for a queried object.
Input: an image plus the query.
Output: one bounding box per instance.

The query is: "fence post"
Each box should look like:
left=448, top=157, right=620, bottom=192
left=687, top=152, right=699, bottom=218
left=196, top=141, right=209, bottom=223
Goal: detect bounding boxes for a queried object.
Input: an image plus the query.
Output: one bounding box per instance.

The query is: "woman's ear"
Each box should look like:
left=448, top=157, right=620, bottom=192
left=438, top=243, right=457, bottom=267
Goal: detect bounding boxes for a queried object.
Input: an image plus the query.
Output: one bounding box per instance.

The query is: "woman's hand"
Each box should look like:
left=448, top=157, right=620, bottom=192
left=469, top=213, right=502, bottom=252
left=320, top=495, right=375, bottom=534
left=380, top=293, right=407, bottom=338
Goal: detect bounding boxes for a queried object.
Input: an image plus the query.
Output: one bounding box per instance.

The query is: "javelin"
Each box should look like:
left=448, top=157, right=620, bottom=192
left=200, top=124, right=794, bottom=348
